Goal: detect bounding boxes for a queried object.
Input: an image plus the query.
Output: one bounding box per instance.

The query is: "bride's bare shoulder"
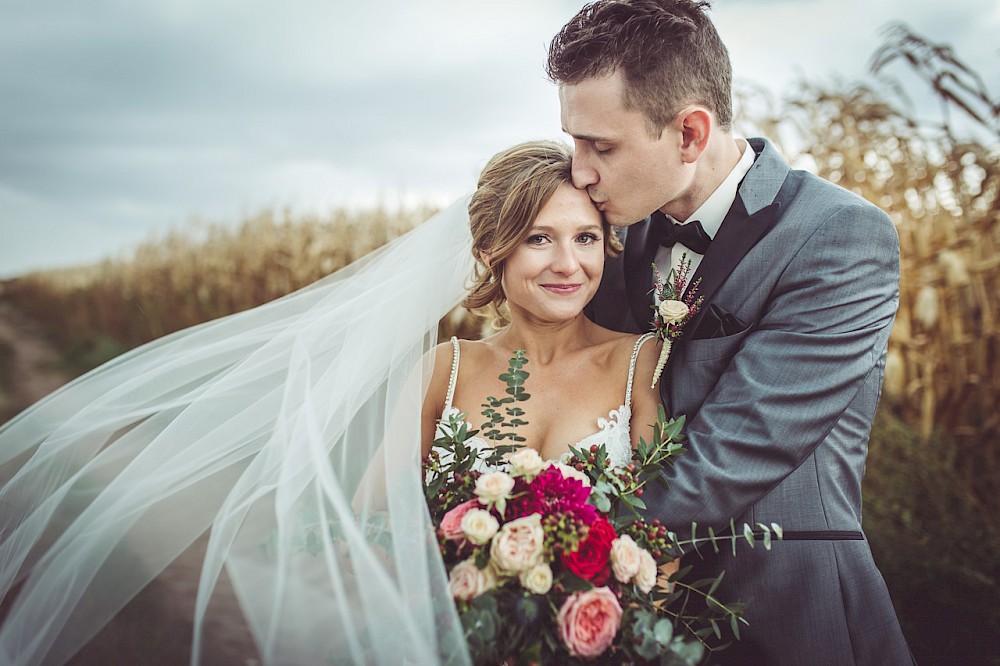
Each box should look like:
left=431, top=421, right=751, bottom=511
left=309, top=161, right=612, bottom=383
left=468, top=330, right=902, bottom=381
left=427, top=337, right=496, bottom=381
left=455, top=336, right=505, bottom=365
left=423, top=339, right=461, bottom=409
left=587, top=323, right=647, bottom=355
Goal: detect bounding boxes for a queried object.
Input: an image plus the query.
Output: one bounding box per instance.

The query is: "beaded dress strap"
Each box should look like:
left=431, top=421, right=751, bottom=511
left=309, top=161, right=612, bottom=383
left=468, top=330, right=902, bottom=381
left=443, top=336, right=461, bottom=414
left=625, top=333, right=656, bottom=407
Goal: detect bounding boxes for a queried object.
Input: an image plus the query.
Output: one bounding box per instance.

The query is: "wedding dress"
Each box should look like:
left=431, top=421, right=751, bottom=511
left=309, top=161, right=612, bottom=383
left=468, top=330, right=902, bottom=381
left=0, top=198, right=476, bottom=665
left=435, top=333, right=655, bottom=469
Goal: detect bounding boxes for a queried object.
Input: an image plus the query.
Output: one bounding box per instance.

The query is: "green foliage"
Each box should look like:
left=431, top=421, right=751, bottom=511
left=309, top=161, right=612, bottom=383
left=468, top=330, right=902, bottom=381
left=864, top=410, right=1000, bottom=659
left=423, top=351, right=528, bottom=519
left=481, top=350, right=530, bottom=444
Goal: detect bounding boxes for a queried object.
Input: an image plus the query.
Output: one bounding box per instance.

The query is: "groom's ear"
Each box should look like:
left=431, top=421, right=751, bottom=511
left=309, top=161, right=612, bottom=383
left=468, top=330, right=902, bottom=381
left=677, top=107, right=711, bottom=163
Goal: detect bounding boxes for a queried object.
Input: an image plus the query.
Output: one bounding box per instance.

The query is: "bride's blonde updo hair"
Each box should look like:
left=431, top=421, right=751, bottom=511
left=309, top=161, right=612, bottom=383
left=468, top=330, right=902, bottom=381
left=464, top=140, right=621, bottom=325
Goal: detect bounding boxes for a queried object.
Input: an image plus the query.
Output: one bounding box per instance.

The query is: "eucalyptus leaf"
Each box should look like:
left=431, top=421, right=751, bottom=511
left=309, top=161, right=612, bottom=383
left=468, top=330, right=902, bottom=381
left=742, top=523, right=756, bottom=548
left=654, top=618, right=674, bottom=644
left=635, top=637, right=661, bottom=660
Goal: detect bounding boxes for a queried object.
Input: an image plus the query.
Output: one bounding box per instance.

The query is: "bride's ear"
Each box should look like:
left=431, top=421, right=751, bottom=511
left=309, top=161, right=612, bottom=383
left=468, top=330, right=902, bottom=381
left=479, top=250, right=492, bottom=267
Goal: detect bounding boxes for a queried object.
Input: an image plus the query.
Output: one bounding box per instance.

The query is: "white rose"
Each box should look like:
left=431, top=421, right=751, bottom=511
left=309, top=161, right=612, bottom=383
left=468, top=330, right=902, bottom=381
left=658, top=299, right=689, bottom=323
left=544, top=461, right=591, bottom=488
left=449, top=558, right=496, bottom=601
left=610, top=535, right=642, bottom=583
left=635, top=548, right=658, bottom=594
left=507, top=447, right=545, bottom=479
left=475, top=471, right=515, bottom=506
left=490, top=514, right=545, bottom=574
left=519, top=563, right=554, bottom=595
left=461, top=508, right=500, bottom=545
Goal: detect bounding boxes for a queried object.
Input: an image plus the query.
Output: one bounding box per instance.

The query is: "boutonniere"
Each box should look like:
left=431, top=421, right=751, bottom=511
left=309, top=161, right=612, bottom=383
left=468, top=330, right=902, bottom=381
left=650, top=256, right=704, bottom=388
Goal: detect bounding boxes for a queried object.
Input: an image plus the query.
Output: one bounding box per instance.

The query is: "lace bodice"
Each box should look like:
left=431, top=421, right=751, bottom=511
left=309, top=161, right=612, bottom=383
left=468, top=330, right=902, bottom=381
left=434, top=333, right=654, bottom=469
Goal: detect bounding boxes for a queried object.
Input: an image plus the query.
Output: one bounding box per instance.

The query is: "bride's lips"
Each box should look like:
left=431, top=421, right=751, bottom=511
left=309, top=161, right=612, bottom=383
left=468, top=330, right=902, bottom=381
left=541, top=283, right=582, bottom=295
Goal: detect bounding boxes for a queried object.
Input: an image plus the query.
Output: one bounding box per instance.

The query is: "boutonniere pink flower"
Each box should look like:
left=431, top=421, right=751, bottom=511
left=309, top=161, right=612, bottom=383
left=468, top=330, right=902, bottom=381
left=650, top=256, right=704, bottom=387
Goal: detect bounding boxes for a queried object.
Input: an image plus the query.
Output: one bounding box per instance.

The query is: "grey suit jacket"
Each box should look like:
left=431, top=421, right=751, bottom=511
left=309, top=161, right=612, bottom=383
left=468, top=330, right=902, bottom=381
left=587, top=138, right=914, bottom=665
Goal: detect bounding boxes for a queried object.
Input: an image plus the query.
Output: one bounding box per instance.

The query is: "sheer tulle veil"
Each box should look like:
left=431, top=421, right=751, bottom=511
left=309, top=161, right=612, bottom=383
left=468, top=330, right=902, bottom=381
left=0, top=198, right=475, bottom=665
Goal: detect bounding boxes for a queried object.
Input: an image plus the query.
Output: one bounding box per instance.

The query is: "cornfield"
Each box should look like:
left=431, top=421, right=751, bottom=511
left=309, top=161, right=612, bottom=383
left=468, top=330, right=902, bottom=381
left=0, top=204, right=486, bottom=364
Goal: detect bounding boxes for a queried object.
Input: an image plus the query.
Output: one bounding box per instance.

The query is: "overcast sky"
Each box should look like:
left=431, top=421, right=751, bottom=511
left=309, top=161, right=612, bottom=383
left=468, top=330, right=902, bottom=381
left=1, top=0, right=997, bottom=278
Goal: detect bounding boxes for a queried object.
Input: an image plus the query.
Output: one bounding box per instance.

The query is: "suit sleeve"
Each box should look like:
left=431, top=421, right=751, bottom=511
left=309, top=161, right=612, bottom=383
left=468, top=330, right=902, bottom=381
left=643, top=201, right=900, bottom=532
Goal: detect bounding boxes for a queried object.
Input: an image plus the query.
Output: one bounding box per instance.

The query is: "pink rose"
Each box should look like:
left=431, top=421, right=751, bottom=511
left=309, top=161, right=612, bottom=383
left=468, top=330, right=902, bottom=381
left=439, top=499, right=479, bottom=542
left=557, top=586, right=623, bottom=659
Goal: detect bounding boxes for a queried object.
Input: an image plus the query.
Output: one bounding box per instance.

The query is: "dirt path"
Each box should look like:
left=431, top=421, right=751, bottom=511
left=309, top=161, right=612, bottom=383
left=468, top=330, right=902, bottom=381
left=0, top=304, right=260, bottom=664
left=0, top=302, right=74, bottom=417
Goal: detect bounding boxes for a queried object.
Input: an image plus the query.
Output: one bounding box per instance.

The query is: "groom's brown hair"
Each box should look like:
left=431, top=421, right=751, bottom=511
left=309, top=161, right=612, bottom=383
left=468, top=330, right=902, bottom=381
left=547, top=0, right=732, bottom=133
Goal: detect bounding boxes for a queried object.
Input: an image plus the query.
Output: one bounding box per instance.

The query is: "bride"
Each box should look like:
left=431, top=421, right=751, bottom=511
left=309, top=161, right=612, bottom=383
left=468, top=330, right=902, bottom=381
left=0, top=140, right=660, bottom=666
left=421, top=141, right=660, bottom=465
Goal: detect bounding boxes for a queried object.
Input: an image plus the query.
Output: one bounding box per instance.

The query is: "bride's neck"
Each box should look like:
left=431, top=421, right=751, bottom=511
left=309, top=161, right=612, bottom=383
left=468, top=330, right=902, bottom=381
left=493, top=315, right=595, bottom=365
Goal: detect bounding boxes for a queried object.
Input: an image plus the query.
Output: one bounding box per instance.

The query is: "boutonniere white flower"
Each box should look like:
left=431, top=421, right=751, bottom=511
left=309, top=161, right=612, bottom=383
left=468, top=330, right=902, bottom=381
left=658, top=299, right=689, bottom=323
left=650, top=256, right=704, bottom=388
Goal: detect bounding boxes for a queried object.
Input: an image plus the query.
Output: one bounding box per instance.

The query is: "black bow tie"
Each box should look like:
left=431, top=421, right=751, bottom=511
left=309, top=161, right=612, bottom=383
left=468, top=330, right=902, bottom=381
left=650, top=212, right=711, bottom=255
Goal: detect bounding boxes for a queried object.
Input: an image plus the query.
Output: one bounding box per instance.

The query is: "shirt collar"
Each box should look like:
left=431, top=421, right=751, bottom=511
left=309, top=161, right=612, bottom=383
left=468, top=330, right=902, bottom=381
left=666, top=138, right=755, bottom=239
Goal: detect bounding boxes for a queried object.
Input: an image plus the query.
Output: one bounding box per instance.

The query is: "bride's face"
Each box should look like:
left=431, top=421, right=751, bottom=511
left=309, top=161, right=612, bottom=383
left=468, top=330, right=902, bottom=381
left=500, top=183, right=605, bottom=324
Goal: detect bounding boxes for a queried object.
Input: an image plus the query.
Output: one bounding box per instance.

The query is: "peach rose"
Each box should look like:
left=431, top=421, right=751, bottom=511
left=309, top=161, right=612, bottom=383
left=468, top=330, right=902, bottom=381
left=461, top=508, right=499, bottom=545
left=439, top=499, right=479, bottom=542
left=490, top=514, right=545, bottom=574
left=557, top=587, right=622, bottom=658
left=636, top=548, right=658, bottom=594
left=610, top=535, right=642, bottom=584
left=449, top=558, right=496, bottom=601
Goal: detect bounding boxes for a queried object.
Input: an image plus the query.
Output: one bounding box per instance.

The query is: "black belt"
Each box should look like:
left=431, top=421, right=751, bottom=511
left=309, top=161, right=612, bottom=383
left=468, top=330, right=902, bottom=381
left=778, top=530, right=863, bottom=541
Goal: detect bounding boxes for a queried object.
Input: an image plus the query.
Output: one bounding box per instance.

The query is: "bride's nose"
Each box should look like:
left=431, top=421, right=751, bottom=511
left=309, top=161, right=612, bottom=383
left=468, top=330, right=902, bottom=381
left=549, top=243, right=581, bottom=275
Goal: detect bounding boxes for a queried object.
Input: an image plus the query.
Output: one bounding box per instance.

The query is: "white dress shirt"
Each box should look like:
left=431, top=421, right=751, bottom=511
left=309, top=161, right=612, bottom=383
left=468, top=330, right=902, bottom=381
left=653, top=138, right=756, bottom=297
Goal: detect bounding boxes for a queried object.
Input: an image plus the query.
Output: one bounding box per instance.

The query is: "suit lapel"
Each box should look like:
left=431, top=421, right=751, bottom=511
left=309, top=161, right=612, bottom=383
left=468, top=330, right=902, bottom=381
left=682, top=197, right=781, bottom=335
left=623, top=216, right=659, bottom=330
left=681, top=138, right=792, bottom=336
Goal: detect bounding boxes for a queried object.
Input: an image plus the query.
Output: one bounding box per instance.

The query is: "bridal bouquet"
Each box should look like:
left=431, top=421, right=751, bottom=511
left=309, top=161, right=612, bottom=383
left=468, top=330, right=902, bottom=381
left=423, top=353, right=779, bottom=665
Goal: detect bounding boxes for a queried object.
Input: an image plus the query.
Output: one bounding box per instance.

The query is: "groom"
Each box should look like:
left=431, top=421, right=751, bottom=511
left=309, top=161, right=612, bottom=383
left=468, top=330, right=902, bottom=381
left=549, top=1, right=913, bottom=664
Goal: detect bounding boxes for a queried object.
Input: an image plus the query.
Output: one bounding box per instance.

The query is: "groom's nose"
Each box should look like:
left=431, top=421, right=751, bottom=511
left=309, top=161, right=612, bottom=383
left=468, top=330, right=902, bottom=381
left=571, top=155, right=599, bottom=190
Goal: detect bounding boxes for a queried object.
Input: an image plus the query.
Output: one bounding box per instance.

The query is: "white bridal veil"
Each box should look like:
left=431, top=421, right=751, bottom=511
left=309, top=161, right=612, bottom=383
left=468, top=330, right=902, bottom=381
left=0, top=198, right=476, bottom=665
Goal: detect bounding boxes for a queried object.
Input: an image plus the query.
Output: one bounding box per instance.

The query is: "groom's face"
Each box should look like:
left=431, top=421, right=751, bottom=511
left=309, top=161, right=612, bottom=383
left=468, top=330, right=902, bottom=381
left=559, top=71, right=691, bottom=228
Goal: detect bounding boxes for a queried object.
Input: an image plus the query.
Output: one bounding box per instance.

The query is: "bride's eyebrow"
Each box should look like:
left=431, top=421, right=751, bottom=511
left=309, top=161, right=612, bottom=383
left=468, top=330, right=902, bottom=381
left=530, top=224, right=603, bottom=233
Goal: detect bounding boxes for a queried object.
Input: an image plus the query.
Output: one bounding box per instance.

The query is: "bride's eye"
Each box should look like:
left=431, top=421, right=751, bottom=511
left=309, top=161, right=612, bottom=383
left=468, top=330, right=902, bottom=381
left=525, top=234, right=550, bottom=246
left=577, top=233, right=601, bottom=245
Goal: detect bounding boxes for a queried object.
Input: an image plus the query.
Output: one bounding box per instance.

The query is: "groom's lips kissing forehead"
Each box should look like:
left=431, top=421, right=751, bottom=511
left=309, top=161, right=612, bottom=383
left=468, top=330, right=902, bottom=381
left=588, top=190, right=607, bottom=209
